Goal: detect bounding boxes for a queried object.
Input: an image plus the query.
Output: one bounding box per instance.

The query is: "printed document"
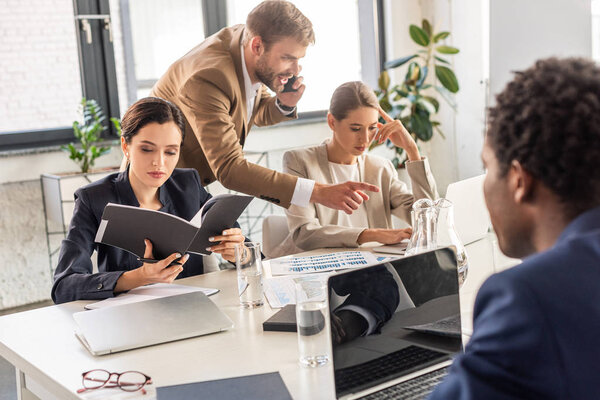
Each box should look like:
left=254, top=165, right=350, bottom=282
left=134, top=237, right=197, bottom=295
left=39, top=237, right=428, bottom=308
left=269, top=251, right=379, bottom=276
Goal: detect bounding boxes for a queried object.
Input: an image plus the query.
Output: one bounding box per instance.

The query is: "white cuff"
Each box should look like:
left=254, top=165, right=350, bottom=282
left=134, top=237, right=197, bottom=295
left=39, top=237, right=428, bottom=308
left=336, top=305, right=378, bottom=336
left=290, top=178, right=315, bottom=207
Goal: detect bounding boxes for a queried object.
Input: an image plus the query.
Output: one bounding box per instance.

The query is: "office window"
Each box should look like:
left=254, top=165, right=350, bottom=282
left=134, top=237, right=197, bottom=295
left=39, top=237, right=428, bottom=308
left=593, top=0, right=600, bottom=61
left=1, top=0, right=121, bottom=150
left=113, top=0, right=205, bottom=110
left=0, top=0, right=382, bottom=150
left=227, top=0, right=365, bottom=113
left=0, top=0, right=82, bottom=133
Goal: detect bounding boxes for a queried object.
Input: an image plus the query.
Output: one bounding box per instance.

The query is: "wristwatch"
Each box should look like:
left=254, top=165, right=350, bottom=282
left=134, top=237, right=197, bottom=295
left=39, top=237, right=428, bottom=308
left=275, top=98, right=296, bottom=113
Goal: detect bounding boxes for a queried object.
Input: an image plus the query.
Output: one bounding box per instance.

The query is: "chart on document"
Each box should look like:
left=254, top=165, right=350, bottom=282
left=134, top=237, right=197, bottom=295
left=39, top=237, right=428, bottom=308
left=269, top=251, right=379, bottom=276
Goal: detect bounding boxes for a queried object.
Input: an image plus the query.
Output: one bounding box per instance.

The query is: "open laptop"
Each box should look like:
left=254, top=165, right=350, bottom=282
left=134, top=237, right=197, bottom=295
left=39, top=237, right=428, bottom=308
left=73, top=291, right=233, bottom=355
left=445, top=174, right=491, bottom=245
left=327, top=247, right=462, bottom=399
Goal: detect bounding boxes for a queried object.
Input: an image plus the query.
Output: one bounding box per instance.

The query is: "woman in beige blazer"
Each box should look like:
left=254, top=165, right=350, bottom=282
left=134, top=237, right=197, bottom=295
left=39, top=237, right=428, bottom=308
left=274, top=81, right=438, bottom=257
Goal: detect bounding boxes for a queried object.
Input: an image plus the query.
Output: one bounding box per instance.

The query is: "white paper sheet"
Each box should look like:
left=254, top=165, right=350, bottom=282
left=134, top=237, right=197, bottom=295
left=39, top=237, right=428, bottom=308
left=269, top=251, right=379, bottom=276
left=84, top=283, right=218, bottom=310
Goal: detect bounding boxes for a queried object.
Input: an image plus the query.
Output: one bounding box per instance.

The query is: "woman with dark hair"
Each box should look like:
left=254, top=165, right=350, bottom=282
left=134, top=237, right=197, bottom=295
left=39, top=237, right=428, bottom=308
left=52, top=97, right=246, bottom=304
left=273, top=81, right=438, bottom=256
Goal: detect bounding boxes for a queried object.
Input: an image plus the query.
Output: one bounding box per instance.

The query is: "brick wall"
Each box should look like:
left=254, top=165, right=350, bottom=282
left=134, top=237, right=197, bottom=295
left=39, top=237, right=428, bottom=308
left=0, top=0, right=82, bottom=132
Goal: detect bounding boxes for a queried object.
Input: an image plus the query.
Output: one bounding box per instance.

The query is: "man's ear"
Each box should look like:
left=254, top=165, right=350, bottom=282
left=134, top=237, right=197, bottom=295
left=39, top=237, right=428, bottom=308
left=510, top=160, right=534, bottom=204
left=249, top=36, right=264, bottom=57
left=327, top=112, right=336, bottom=131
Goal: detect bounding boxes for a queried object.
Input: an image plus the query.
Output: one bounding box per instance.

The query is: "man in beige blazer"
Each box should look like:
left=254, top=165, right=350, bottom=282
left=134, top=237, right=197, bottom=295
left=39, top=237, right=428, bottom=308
left=150, top=1, right=378, bottom=211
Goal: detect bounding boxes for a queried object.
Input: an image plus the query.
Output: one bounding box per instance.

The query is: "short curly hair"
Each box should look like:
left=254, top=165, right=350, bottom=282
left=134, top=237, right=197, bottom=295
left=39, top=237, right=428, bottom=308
left=487, top=57, right=600, bottom=214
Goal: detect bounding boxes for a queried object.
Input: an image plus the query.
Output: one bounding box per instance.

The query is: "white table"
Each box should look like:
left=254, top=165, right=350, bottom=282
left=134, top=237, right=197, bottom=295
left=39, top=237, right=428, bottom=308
left=0, top=237, right=517, bottom=400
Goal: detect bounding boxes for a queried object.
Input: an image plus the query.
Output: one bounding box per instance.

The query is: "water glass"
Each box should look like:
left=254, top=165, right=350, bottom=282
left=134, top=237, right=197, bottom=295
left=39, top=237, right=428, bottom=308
left=295, top=280, right=330, bottom=367
left=235, top=242, right=264, bottom=308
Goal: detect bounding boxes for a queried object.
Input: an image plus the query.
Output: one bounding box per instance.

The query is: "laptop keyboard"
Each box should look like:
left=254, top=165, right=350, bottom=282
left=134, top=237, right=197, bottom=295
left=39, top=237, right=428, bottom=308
left=335, top=345, right=448, bottom=395
left=359, top=366, right=449, bottom=399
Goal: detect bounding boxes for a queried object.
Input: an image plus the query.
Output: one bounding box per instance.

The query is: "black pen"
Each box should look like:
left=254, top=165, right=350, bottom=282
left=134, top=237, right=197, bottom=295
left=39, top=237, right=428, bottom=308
left=137, top=257, right=183, bottom=266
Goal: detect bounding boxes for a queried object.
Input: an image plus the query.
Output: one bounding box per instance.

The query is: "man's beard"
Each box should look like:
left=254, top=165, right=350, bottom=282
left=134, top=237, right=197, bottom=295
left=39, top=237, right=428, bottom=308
left=255, top=56, right=283, bottom=93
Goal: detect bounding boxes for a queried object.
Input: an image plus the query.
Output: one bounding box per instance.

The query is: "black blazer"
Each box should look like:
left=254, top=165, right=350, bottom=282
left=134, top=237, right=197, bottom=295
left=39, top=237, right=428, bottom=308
left=52, top=168, right=213, bottom=304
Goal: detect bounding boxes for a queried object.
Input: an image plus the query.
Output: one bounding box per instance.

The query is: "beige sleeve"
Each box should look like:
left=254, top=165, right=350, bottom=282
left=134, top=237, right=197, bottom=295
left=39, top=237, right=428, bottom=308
left=178, top=75, right=297, bottom=208
left=283, top=151, right=364, bottom=251
left=389, top=157, right=439, bottom=224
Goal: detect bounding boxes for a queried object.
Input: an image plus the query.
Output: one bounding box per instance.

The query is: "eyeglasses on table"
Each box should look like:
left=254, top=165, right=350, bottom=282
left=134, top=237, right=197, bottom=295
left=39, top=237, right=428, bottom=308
left=77, top=369, right=152, bottom=395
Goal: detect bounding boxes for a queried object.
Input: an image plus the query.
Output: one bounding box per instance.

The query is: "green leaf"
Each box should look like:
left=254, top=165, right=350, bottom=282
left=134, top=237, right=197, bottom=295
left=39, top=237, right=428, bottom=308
left=436, top=45, right=460, bottom=54
left=435, top=65, right=460, bottom=93
left=416, top=66, right=428, bottom=88
left=417, top=98, right=437, bottom=114
left=379, top=97, right=392, bottom=113
left=409, top=25, right=430, bottom=46
left=423, top=96, right=440, bottom=112
left=384, top=54, right=418, bottom=70
left=110, top=117, right=121, bottom=136
left=410, top=112, right=433, bottom=141
left=433, top=31, right=450, bottom=42
left=434, top=56, right=450, bottom=65
left=394, top=88, right=409, bottom=98
left=405, top=62, right=421, bottom=85
left=422, top=19, right=432, bottom=38
left=378, top=70, right=390, bottom=91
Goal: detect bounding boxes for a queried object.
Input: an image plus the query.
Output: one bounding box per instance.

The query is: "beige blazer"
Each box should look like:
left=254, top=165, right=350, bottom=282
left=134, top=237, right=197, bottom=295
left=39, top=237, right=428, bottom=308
left=151, top=25, right=297, bottom=207
left=272, top=143, right=438, bottom=257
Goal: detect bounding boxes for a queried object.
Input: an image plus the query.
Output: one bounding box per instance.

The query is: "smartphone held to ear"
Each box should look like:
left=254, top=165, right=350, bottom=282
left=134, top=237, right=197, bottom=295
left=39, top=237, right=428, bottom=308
left=282, top=76, right=298, bottom=93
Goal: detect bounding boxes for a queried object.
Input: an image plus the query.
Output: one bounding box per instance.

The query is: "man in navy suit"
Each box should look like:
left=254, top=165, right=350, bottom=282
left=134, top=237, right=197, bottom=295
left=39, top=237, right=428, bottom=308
left=430, top=57, right=600, bottom=399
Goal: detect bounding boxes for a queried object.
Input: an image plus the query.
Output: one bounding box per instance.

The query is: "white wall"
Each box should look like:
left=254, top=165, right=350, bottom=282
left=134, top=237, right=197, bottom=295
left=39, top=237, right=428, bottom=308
left=489, top=0, right=592, bottom=102
left=384, top=0, right=592, bottom=193
left=384, top=0, right=461, bottom=193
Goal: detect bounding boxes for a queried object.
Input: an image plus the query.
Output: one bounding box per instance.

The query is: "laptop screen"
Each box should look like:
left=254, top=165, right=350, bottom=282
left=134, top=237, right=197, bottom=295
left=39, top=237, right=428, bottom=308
left=327, top=247, right=463, bottom=398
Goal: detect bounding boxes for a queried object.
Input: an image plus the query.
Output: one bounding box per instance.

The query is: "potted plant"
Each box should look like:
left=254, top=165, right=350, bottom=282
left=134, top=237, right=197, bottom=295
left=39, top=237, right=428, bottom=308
left=371, top=18, right=460, bottom=168
left=61, top=98, right=114, bottom=173
left=41, top=98, right=120, bottom=271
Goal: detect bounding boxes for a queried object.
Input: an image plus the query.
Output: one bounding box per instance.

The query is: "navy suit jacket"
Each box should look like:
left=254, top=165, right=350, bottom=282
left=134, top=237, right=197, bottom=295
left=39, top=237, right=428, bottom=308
left=430, top=206, right=600, bottom=399
left=52, top=168, right=213, bottom=304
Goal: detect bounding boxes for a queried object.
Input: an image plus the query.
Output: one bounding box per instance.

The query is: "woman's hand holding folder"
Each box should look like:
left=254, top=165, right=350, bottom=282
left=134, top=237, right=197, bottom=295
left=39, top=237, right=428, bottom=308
left=114, top=239, right=190, bottom=293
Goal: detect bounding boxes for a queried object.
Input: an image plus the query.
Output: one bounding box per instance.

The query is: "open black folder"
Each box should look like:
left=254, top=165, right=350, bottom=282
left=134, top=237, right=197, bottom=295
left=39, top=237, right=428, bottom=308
left=94, top=194, right=253, bottom=259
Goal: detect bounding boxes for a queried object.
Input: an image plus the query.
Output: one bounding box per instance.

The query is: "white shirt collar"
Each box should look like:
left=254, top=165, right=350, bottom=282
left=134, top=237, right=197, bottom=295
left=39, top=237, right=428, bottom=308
left=240, top=42, right=262, bottom=103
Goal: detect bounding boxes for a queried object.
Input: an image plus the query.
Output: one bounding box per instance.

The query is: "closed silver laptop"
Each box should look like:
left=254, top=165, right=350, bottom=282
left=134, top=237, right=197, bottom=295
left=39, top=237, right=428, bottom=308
left=74, top=291, right=233, bottom=356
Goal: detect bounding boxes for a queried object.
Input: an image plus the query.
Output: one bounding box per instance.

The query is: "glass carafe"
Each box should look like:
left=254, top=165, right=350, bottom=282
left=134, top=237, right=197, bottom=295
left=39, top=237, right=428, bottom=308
left=405, top=198, right=469, bottom=286
left=405, top=199, right=438, bottom=256
left=434, top=198, right=468, bottom=286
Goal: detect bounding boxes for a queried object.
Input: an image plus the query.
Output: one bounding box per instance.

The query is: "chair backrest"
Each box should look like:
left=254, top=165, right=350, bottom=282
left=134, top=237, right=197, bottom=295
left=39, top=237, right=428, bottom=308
left=261, top=215, right=290, bottom=258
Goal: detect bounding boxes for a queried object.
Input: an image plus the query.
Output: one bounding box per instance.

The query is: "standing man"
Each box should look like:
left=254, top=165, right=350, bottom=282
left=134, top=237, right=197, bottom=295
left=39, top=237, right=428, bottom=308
left=430, top=58, right=600, bottom=399
left=151, top=0, right=378, bottom=213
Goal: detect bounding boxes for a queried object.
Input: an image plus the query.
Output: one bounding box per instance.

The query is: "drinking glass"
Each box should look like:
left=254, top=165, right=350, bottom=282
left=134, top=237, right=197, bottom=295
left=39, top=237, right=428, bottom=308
left=295, top=280, right=330, bottom=367
left=235, top=242, right=264, bottom=308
